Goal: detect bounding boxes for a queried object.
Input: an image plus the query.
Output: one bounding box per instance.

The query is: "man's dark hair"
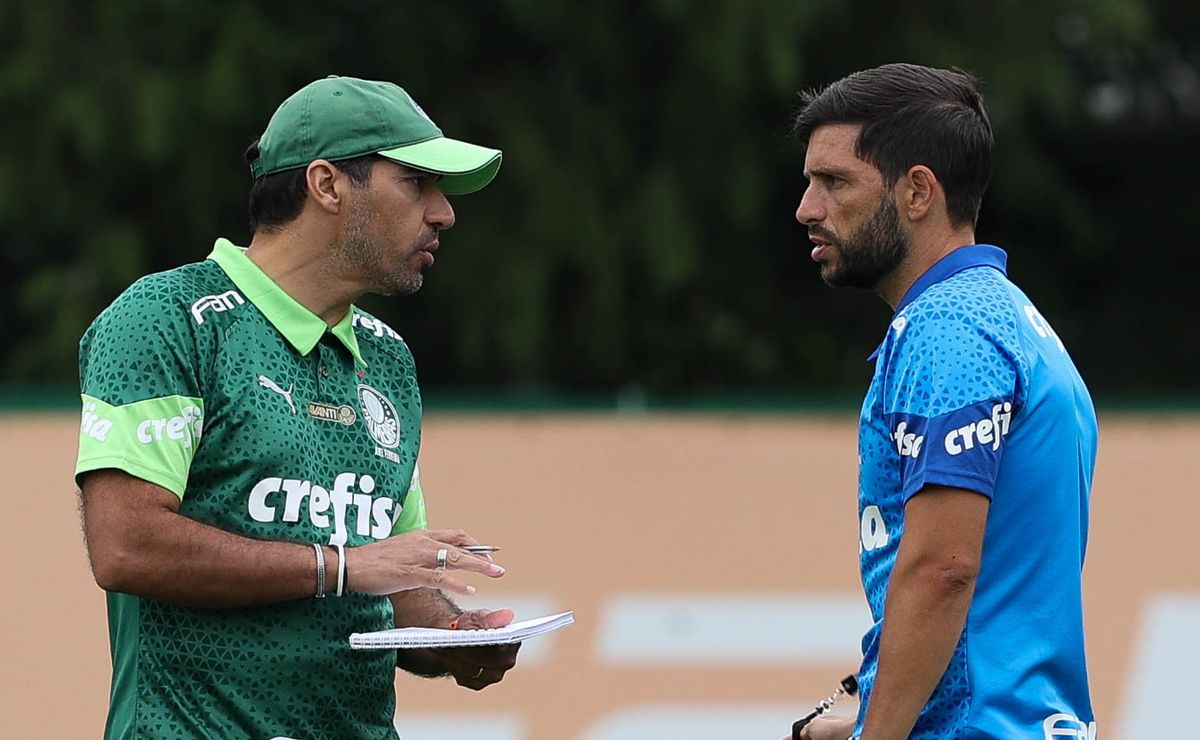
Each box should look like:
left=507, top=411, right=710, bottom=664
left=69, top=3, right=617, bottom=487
left=243, top=140, right=377, bottom=233
left=792, top=63, right=994, bottom=228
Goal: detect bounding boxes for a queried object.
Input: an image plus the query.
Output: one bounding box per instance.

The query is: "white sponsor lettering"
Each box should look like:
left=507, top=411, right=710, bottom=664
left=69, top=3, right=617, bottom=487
left=943, top=402, right=1012, bottom=455
left=80, top=401, right=113, bottom=442
left=1025, top=305, right=1066, bottom=353
left=353, top=313, right=403, bottom=341
left=1042, top=713, right=1097, bottom=739
left=247, top=472, right=397, bottom=543
left=135, top=405, right=203, bottom=449
left=891, top=421, right=924, bottom=459
left=860, top=505, right=890, bottom=552
left=191, top=290, right=245, bottom=325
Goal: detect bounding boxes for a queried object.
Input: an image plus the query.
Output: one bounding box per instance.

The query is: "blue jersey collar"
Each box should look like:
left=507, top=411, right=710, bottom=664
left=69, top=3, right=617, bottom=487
left=868, top=244, right=1008, bottom=361
left=894, top=244, right=1007, bottom=314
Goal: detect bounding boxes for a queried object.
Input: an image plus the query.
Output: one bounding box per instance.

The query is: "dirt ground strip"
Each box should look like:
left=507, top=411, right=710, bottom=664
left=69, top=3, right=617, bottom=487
left=3, top=412, right=1196, bottom=738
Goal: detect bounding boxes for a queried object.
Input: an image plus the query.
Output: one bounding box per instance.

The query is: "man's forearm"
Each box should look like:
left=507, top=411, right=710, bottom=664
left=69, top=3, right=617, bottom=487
left=91, top=507, right=327, bottom=606
left=82, top=471, right=330, bottom=607
left=859, top=558, right=976, bottom=740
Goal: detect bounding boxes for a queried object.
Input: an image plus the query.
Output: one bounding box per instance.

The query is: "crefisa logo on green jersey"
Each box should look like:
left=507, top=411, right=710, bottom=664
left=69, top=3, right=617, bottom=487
left=357, top=384, right=401, bottom=464
left=80, top=401, right=113, bottom=442
left=137, top=404, right=204, bottom=449
left=247, top=471, right=398, bottom=544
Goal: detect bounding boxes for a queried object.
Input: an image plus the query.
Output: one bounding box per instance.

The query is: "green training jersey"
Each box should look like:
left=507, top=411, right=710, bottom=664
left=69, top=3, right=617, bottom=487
left=76, top=238, right=429, bottom=740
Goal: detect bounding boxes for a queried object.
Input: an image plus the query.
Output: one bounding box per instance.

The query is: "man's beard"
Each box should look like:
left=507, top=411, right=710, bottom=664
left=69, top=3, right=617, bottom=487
left=817, top=195, right=908, bottom=289
left=339, top=202, right=426, bottom=297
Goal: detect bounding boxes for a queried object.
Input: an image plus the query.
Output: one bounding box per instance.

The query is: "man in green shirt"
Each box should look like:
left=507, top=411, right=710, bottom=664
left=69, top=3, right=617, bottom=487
left=76, top=76, right=518, bottom=739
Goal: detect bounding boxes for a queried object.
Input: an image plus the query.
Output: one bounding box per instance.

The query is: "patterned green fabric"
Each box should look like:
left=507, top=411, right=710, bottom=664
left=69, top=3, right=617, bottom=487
left=77, top=239, right=429, bottom=739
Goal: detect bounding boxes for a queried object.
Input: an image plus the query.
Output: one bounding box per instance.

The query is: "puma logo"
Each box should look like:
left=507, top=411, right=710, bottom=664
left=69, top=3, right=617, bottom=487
left=258, top=374, right=296, bottom=415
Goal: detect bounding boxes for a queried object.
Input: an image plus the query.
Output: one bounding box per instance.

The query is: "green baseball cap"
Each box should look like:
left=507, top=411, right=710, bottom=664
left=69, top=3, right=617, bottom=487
left=250, top=75, right=501, bottom=195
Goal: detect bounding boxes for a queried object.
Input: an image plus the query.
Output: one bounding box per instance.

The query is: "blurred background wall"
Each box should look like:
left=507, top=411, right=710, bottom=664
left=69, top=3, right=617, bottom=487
left=2, top=1, right=1198, bottom=738
left=5, top=413, right=1198, bottom=738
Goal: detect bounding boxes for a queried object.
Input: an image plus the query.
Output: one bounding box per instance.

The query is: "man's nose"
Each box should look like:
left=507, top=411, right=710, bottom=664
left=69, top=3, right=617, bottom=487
left=795, top=186, right=823, bottom=226
left=427, top=187, right=456, bottom=230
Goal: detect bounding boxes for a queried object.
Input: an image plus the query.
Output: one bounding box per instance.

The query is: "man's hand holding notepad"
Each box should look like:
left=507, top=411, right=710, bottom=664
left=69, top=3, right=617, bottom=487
left=349, top=611, right=575, bottom=649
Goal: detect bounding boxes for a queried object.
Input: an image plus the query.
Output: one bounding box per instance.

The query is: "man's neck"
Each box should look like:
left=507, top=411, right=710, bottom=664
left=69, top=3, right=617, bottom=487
left=877, top=228, right=977, bottom=310
left=245, top=227, right=359, bottom=327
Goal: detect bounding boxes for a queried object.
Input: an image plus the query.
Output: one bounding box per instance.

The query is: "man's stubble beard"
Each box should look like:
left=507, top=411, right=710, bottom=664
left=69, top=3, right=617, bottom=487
left=819, top=195, right=908, bottom=290
left=338, top=200, right=425, bottom=297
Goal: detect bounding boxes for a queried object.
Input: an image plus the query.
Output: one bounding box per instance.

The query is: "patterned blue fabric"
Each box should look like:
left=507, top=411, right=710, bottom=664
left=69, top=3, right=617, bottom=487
left=852, top=245, right=1098, bottom=739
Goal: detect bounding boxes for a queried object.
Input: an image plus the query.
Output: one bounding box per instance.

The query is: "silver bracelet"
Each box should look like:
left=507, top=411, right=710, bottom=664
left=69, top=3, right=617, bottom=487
left=312, top=543, right=326, bottom=599
left=334, top=543, right=346, bottom=597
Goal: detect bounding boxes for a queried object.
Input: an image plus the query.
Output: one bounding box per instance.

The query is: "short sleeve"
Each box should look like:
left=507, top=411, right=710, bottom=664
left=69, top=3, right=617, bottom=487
left=75, top=277, right=208, bottom=498
left=881, top=297, right=1023, bottom=501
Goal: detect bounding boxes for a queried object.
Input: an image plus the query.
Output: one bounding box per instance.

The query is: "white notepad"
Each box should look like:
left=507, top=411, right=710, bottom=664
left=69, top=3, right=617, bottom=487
left=349, top=611, right=575, bottom=649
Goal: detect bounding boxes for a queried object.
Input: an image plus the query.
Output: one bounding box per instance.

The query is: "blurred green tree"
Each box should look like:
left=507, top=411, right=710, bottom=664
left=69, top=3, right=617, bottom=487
left=1, top=0, right=1195, bottom=395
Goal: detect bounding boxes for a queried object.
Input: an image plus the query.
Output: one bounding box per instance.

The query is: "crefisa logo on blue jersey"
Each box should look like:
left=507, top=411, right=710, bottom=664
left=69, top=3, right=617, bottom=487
left=892, top=421, right=924, bottom=458
left=357, top=384, right=401, bottom=464
left=944, top=402, right=1012, bottom=455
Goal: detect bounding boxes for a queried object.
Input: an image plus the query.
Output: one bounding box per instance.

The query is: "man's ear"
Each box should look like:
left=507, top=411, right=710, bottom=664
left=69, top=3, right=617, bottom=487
left=898, top=165, right=938, bottom=222
left=305, top=160, right=343, bottom=215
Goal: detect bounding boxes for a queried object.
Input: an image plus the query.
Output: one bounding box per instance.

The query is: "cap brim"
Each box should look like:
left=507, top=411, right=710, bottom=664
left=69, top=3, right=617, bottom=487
left=377, top=137, right=502, bottom=195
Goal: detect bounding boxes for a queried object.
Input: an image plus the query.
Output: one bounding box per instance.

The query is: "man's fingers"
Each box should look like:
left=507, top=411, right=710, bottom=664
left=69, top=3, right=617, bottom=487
left=452, top=608, right=515, bottom=630
left=441, top=549, right=505, bottom=577
left=422, top=569, right=476, bottom=596
left=445, top=661, right=501, bottom=690
left=436, top=650, right=512, bottom=690
left=425, top=529, right=478, bottom=547
left=481, top=608, right=514, bottom=628
left=413, top=531, right=503, bottom=575
left=455, top=667, right=502, bottom=690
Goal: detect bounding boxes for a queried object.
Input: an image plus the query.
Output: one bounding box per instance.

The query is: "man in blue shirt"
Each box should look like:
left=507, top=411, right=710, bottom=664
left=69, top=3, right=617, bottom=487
left=788, top=64, right=1098, bottom=740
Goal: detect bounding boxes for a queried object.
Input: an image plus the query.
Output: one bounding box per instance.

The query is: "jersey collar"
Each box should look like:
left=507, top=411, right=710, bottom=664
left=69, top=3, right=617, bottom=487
left=868, top=244, right=1008, bottom=361
left=894, top=244, right=1007, bottom=315
left=208, top=238, right=366, bottom=366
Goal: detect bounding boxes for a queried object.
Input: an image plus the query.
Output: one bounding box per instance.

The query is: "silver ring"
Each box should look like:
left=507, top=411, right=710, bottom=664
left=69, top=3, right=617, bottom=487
left=436, top=548, right=449, bottom=570
left=472, top=666, right=485, bottom=680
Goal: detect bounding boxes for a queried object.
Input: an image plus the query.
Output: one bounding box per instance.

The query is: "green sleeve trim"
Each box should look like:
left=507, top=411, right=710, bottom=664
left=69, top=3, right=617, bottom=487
left=75, top=394, right=205, bottom=499
left=392, top=466, right=428, bottom=534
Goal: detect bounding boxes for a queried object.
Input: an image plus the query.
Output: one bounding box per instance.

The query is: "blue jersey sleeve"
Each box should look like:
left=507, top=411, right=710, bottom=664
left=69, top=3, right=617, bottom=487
left=880, top=293, right=1024, bottom=501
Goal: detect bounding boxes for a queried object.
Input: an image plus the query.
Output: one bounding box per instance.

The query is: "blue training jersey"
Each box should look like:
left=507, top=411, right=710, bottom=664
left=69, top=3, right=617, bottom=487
left=853, top=245, right=1097, bottom=739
